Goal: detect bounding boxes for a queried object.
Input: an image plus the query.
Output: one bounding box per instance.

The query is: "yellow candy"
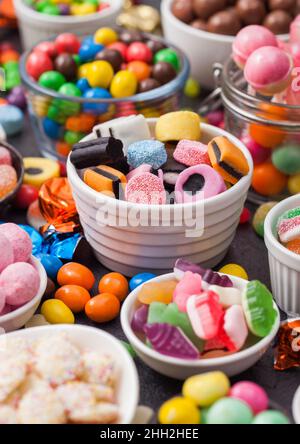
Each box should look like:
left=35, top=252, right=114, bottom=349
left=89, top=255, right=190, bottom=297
left=137, top=280, right=178, bottom=305
left=94, top=27, right=118, bottom=45
left=41, top=299, right=75, bottom=324
left=182, top=372, right=230, bottom=407
left=158, top=397, right=200, bottom=424
left=219, top=264, right=248, bottom=280
left=155, top=111, right=201, bottom=142
left=23, top=157, right=60, bottom=188
left=288, top=173, right=300, bottom=195
left=70, top=3, right=96, bottom=15
left=86, top=61, right=114, bottom=89
left=78, top=63, right=91, bottom=79
left=110, top=71, right=137, bottom=98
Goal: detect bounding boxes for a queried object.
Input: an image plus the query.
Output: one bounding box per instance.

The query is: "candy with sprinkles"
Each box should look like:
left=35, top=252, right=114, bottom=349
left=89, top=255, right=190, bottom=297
left=0, top=165, right=17, bottom=199
left=277, top=206, right=300, bottom=243
left=127, top=140, right=167, bottom=170
left=174, top=140, right=211, bottom=167
left=0, top=146, right=12, bottom=165
left=126, top=172, right=166, bottom=205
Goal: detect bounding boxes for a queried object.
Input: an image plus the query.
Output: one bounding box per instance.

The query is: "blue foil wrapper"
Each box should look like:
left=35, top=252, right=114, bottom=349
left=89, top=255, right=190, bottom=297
left=47, top=232, right=82, bottom=261
left=18, top=224, right=44, bottom=256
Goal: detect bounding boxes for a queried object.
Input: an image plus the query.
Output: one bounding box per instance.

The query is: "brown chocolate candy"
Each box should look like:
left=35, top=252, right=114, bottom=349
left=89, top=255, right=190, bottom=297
left=138, top=78, right=161, bottom=93
left=236, top=0, right=266, bottom=25
left=269, top=0, right=296, bottom=12
left=263, top=9, right=293, bottom=33
left=95, top=48, right=123, bottom=72
left=192, top=0, right=227, bottom=20
left=54, top=53, right=77, bottom=81
left=119, top=29, right=143, bottom=44
left=191, top=18, right=208, bottom=31
left=146, top=39, right=167, bottom=55
left=207, top=10, right=242, bottom=35
left=152, top=61, right=177, bottom=84
left=172, top=0, right=195, bottom=23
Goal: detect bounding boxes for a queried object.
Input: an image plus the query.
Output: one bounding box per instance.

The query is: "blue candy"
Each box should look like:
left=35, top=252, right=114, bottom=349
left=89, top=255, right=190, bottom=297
left=76, top=77, right=90, bottom=93
left=127, top=140, right=167, bottom=170
left=0, top=104, right=23, bottom=136
left=129, top=273, right=157, bottom=291
left=42, top=117, right=62, bottom=139
left=37, top=253, right=63, bottom=280
left=79, top=42, right=104, bottom=63
left=83, top=88, right=111, bottom=115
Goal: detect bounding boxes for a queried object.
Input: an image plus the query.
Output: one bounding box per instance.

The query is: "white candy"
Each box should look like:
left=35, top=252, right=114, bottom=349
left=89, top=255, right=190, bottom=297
left=209, top=285, right=242, bottom=308
left=93, top=115, right=151, bottom=155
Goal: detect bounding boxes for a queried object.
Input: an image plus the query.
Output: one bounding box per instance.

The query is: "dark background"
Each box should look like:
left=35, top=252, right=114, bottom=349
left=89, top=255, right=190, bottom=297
left=2, top=0, right=299, bottom=420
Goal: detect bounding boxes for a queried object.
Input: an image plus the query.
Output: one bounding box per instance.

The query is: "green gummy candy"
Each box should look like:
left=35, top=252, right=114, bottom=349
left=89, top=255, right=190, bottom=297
left=242, top=280, right=278, bottom=338
left=207, top=398, right=253, bottom=425
left=252, top=410, right=290, bottom=424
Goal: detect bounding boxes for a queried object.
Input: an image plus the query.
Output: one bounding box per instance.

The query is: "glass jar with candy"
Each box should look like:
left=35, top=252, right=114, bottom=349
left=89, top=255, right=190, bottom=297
left=218, top=19, right=300, bottom=204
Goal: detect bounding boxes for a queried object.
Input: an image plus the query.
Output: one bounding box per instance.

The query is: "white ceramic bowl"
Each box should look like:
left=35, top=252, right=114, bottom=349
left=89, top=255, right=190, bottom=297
left=293, top=386, right=300, bottom=424
left=0, top=256, right=47, bottom=332
left=121, top=273, right=280, bottom=380
left=14, top=0, right=123, bottom=50
left=67, top=119, right=253, bottom=277
left=3, top=324, right=139, bottom=424
left=161, top=0, right=289, bottom=90
left=265, top=194, right=300, bottom=314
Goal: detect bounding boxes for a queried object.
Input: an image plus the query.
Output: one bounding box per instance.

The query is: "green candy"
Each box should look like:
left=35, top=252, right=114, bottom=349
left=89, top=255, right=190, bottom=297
left=147, top=302, right=204, bottom=351
left=252, top=202, right=277, bottom=238
left=73, top=54, right=81, bottom=66
left=277, top=206, right=300, bottom=228
left=40, top=3, right=60, bottom=14
left=154, top=48, right=180, bottom=71
left=272, top=144, right=300, bottom=175
left=39, top=71, right=66, bottom=91
left=200, top=408, right=209, bottom=425
left=64, top=130, right=85, bottom=145
left=120, top=340, right=137, bottom=358
left=36, top=0, right=51, bottom=12
left=242, top=280, right=278, bottom=338
left=56, top=83, right=81, bottom=116
left=59, top=83, right=81, bottom=98
left=206, top=398, right=253, bottom=424
left=252, top=410, right=290, bottom=424
left=47, top=105, right=67, bottom=124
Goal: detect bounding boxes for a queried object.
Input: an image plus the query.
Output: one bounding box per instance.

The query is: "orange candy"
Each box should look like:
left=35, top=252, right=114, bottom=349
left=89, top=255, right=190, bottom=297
left=137, top=280, right=178, bottom=305
left=127, top=61, right=151, bottom=81
left=249, top=122, right=285, bottom=149
left=65, top=113, right=96, bottom=133
left=252, top=163, right=287, bottom=196
left=98, top=272, right=128, bottom=302
left=55, top=285, right=91, bottom=313
left=85, top=293, right=120, bottom=323
left=0, top=50, right=19, bottom=63
left=57, top=262, right=95, bottom=291
left=56, top=141, right=71, bottom=157
left=286, top=238, right=300, bottom=255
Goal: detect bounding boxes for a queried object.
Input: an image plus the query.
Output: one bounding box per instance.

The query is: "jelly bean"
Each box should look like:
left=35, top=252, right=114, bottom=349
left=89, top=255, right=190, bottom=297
left=76, top=77, right=90, bottom=93
left=239, top=207, right=251, bottom=224
left=43, top=117, right=62, bottom=140
left=229, top=381, right=268, bottom=415
left=57, top=262, right=95, bottom=290
left=154, top=48, right=180, bottom=71
left=182, top=372, right=230, bottom=407
left=14, top=184, right=39, bottom=209
left=94, top=27, right=118, bottom=45
left=272, top=144, right=300, bottom=175
left=126, top=42, right=152, bottom=64
left=249, top=120, right=285, bottom=149
left=83, top=87, right=111, bottom=114
left=79, top=42, right=104, bottom=63
left=206, top=398, right=253, bottom=424
left=86, top=61, right=114, bottom=88
left=252, top=163, right=287, bottom=196
left=85, top=293, right=120, bottom=322
left=252, top=202, right=277, bottom=238
left=55, top=285, right=90, bottom=313
left=41, top=299, right=75, bottom=324
left=252, top=411, right=290, bottom=424
left=110, top=71, right=138, bottom=98
left=26, top=50, right=53, bottom=80
left=129, top=272, right=156, bottom=291
left=137, top=280, right=178, bottom=305
left=219, top=264, right=248, bottom=280
left=37, top=253, right=63, bottom=280
left=288, top=173, right=300, bottom=194
left=98, top=272, right=128, bottom=302
left=158, top=397, right=200, bottom=425
left=127, top=61, right=151, bottom=81
left=55, top=33, right=80, bottom=54
left=184, top=78, right=201, bottom=98
left=38, top=71, right=66, bottom=91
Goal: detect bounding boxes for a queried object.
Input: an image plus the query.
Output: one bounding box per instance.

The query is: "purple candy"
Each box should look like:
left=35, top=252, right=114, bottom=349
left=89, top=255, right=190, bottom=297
left=7, top=87, right=27, bottom=110
left=131, top=304, right=149, bottom=334
left=58, top=4, right=70, bottom=14
left=174, top=258, right=233, bottom=288
left=144, top=323, right=200, bottom=360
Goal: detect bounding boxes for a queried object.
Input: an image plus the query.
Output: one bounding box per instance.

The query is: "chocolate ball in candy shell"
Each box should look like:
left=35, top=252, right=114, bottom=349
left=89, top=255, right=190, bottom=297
left=152, top=62, right=177, bottom=85
left=54, top=53, right=78, bottom=81
left=126, top=42, right=153, bottom=64
left=57, top=262, right=95, bottom=291
left=40, top=3, right=60, bottom=14
left=26, top=50, right=53, bottom=81
left=37, top=253, right=63, bottom=281
left=64, top=130, right=85, bottom=145
left=158, top=397, right=200, bottom=424
left=94, top=27, right=118, bottom=46
left=127, top=61, right=151, bottom=82
left=86, top=61, right=114, bottom=89
left=138, top=78, right=161, bottom=93
left=95, top=48, right=123, bottom=73
left=55, top=33, right=80, bottom=55
left=32, top=95, right=51, bottom=118
left=83, top=88, right=112, bottom=114
left=129, top=273, right=156, bottom=291
left=70, top=3, right=96, bottom=15
left=110, top=71, right=138, bottom=98
left=56, top=141, right=72, bottom=157
left=107, top=42, right=128, bottom=60
left=57, top=83, right=82, bottom=116
left=76, top=77, right=91, bottom=94
left=38, top=71, right=66, bottom=91
left=47, top=104, right=67, bottom=124
left=42, top=117, right=63, bottom=140
left=41, top=299, right=75, bottom=324
left=206, top=398, right=253, bottom=424
left=182, top=372, right=230, bottom=408
left=79, top=41, right=104, bottom=63
left=85, top=292, right=120, bottom=323
left=272, top=144, right=300, bottom=175
left=252, top=163, right=287, bottom=196
left=154, top=48, right=180, bottom=72
left=78, top=63, right=91, bottom=79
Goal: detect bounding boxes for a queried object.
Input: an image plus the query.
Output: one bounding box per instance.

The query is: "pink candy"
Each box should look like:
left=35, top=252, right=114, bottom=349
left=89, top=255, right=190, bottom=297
left=0, top=223, right=32, bottom=263
left=0, top=147, right=12, bottom=166
left=186, top=291, right=223, bottom=340
left=230, top=381, right=269, bottom=415
left=219, top=305, right=248, bottom=352
left=126, top=164, right=152, bottom=181
left=173, top=271, right=202, bottom=312
left=0, top=233, right=14, bottom=273
left=174, top=140, right=210, bottom=167
left=125, top=172, right=166, bottom=205
left=241, top=135, right=269, bottom=165
left=0, top=262, right=40, bottom=306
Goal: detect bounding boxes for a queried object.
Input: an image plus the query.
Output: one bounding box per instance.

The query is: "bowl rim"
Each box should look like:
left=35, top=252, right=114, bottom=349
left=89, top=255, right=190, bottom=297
left=264, top=194, right=300, bottom=264
left=3, top=323, right=139, bottom=424
left=67, top=119, right=254, bottom=211
left=0, top=141, right=24, bottom=205
left=19, top=30, right=190, bottom=104
left=161, top=0, right=289, bottom=43
left=15, top=0, right=122, bottom=23
left=121, top=272, right=280, bottom=368
left=0, top=255, right=47, bottom=323
left=292, top=385, right=300, bottom=425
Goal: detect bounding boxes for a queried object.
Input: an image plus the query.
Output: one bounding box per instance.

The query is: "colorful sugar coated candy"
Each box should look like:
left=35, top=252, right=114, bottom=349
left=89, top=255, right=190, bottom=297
left=158, top=397, right=200, bottom=425
left=129, top=273, right=156, bottom=291
left=57, top=262, right=95, bottom=290
left=229, top=381, right=268, bottom=415
left=41, top=299, right=75, bottom=324
left=137, top=280, right=178, bottom=305
left=252, top=202, right=277, bottom=238
left=182, top=372, right=230, bottom=408
left=85, top=293, right=120, bottom=323
left=277, top=206, right=300, bottom=243
left=274, top=318, right=300, bottom=371
left=98, top=272, right=128, bottom=302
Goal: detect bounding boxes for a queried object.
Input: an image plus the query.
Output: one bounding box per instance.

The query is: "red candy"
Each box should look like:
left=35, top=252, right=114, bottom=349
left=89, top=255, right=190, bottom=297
left=26, top=50, right=53, bottom=80
left=187, top=291, right=223, bottom=340
left=107, top=42, right=127, bottom=60
left=35, top=41, right=57, bottom=59
left=55, top=33, right=81, bottom=55
left=240, top=207, right=251, bottom=224
left=14, top=185, right=39, bottom=209
left=126, top=42, right=153, bottom=64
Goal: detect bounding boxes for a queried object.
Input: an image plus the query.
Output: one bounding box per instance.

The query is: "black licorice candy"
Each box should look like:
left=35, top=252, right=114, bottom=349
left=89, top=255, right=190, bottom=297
left=70, top=137, right=124, bottom=169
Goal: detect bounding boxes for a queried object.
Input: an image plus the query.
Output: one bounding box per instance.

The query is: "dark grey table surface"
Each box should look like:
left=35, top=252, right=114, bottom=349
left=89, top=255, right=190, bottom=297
left=1, top=0, right=299, bottom=420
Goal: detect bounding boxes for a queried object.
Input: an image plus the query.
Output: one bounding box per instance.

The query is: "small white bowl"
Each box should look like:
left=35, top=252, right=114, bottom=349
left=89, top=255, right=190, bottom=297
left=121, top=273, right=280, bottom=380
left=4, top=324, right=139, bottom=424
left=0, top=256, right=47, bottom=332
left=293, top=386, right=300, bottom=424
left=265, top=194, right=300, bottom=314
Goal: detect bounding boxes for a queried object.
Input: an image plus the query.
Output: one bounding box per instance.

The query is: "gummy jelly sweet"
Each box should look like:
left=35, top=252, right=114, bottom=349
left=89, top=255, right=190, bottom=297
left=174, top=258, right=233, bottom=288
left=173, top=271, right=202, bottom=312
left=186, top=291, right=223, bottom=340
left=137, top=280, right=177, bottom=305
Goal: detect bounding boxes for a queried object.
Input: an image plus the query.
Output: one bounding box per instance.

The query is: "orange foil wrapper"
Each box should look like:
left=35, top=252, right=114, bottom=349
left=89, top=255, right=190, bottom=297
left=274, top=318, right=300, bottom=371
left=39, top=177, right=80, bottom=234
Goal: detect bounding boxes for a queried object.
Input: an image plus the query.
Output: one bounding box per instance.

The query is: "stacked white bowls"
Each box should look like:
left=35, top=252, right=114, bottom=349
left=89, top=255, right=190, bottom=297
left=67, top=119, right=253, bottom=276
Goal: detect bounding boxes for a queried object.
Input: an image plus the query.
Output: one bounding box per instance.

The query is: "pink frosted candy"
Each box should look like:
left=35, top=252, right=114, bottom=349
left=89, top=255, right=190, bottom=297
left=174, top=140, right=211, bottom=167
left=219, top=305, right=248, bottom=352
left=232, top=25, right=278, bottom=68
left=173, top=271, right=202, bottom=312
left=0, top=262, right=40, bottom=306
left=0, top=223, right=32, bottom=263
left=0, top=147, right=12, bottom=166
left=0, top=304, right=13, bottom=316
left=290, top=15, right=300, bottom=43
left=126, top=164, right=152, bottom=181
left=0, top=232, right=14, bottom=273
left=186, top=291, right=223, bottom=340
left=241, top=135, right=269, bottom=165
left=230, top=381, right=269, bottom=415
left=125, top=173, right=166, bottom=205
left=244, top=46, right=293, bottom=96
left=278, top=215, right=300, bottom=243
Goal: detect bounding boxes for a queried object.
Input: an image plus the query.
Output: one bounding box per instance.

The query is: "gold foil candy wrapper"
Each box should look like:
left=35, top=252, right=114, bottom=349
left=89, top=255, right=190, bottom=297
left=117, top=5, right=160, bottom=33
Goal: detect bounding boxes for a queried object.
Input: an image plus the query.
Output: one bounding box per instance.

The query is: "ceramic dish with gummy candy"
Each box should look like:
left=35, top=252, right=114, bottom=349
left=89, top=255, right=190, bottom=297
left=129, top=258, right=279, bottom=361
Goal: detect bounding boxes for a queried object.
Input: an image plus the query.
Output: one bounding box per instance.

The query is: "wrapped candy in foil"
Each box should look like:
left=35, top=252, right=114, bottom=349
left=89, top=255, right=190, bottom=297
left=274, top=318, right=300, bottom=371
left=39, top=177, right=80, bottom=234
left=41, top=231, right=92, bottom=263
left=117, top=2, right=161, bottom=33
left=18, top=224, right=43, bottom=256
